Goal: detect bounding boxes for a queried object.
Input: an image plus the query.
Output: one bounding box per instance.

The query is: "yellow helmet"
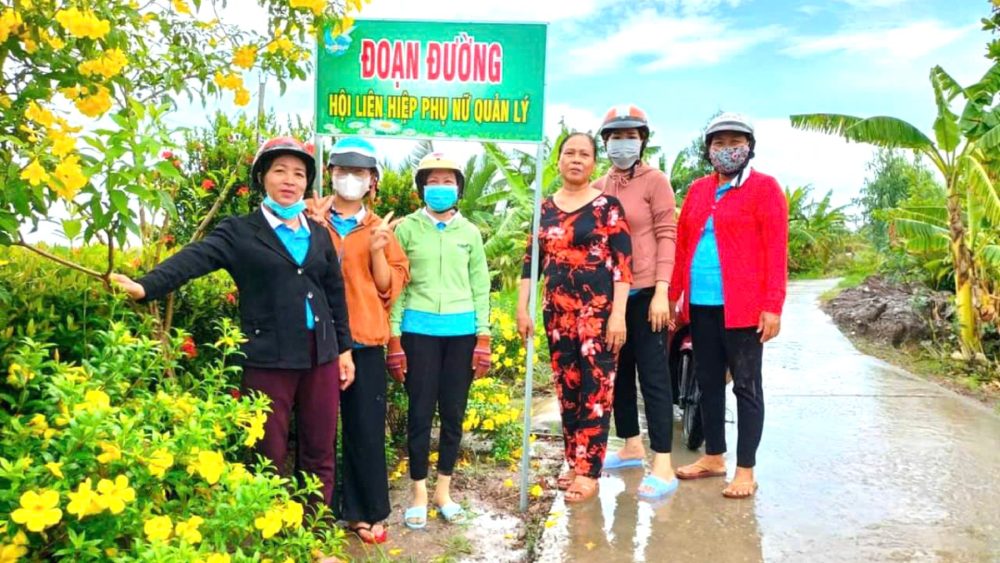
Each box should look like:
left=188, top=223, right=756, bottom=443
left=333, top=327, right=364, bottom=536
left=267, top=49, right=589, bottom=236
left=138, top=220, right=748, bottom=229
left=414, top=152, right=465, bottom=196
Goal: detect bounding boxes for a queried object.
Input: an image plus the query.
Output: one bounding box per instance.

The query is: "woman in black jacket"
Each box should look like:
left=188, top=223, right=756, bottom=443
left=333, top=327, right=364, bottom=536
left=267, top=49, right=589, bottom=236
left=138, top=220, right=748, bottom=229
left=111, top=137, right=355, bottom=506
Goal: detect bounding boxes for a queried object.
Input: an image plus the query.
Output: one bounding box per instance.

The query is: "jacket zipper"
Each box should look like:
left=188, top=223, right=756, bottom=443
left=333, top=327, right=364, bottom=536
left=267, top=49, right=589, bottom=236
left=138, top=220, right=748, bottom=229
left=438, top=224, right=444, bottom=314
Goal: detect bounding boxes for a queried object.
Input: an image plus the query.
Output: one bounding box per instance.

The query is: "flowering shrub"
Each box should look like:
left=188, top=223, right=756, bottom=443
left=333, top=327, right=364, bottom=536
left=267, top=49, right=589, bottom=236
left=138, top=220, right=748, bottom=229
left=462, top=377, right=523, bottom=463
left=0, top=321, right=346, bottom=561
left=488, top=302, right=544, bottom=383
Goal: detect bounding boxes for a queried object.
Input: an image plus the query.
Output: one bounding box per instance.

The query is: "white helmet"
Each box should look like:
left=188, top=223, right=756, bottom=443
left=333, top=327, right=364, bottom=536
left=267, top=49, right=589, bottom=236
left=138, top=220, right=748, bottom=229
left=704, top=112, right=754, bottom=144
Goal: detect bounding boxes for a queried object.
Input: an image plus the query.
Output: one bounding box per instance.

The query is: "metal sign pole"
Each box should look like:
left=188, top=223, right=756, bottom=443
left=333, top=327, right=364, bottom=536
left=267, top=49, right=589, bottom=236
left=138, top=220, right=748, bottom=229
left=519, top=140, right=545, bottom=513
left=313, top=40, right=324, bottom=198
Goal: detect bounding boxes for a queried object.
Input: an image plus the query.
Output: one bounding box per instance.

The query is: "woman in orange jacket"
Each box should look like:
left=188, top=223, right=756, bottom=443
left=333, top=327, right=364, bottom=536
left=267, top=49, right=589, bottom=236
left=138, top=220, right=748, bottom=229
left=308, top=137, right=409, bottom=544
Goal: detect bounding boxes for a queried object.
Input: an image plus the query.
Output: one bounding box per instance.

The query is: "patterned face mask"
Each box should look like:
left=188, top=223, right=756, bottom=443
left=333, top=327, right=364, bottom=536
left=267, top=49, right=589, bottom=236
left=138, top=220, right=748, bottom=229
left=709, top=145, right=751, bottom=176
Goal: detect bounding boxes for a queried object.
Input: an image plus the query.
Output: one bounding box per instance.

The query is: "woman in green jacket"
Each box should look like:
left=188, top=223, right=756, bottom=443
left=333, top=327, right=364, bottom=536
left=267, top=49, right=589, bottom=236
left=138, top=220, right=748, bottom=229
left=387, top=153, right=491, bottom=529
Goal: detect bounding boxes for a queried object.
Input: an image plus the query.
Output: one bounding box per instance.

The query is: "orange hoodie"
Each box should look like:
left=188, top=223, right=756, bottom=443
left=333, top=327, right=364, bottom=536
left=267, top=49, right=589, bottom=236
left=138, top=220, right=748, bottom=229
left=595, top=162, right=677, bottom=290
left=308, top=202, right=410, bottom=346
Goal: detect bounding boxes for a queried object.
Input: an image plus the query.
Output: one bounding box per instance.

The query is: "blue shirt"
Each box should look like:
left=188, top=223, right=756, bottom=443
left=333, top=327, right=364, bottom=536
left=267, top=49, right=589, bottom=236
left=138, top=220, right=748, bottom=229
left=330, top=206, right=367, bottom=239
left=401, top=310, right=477, bottom=337
left=262, top=205, right=315, bottom=329
left=689, top=183, right=735, bottom=306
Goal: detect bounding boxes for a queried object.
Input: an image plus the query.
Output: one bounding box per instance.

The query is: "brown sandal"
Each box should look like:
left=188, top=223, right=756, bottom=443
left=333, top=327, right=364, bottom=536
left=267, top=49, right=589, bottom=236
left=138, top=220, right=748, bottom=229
left=675, top=461, right=727, bottom=480
left=557, top=470, right=576, bottom=491
left=564, top=477, right=599, bottom=503
left=722, top=481, right=758, bottom=499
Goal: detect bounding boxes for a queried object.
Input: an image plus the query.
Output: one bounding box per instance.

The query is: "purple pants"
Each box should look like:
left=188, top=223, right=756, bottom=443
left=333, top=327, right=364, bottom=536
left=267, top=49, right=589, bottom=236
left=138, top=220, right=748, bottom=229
left=243, top=341, right=340, bottom=506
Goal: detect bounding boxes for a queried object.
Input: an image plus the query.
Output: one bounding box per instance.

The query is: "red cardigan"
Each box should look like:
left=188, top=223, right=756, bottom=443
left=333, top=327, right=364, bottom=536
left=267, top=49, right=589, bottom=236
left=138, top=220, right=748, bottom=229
left=669, top=169, right=789, bottom=328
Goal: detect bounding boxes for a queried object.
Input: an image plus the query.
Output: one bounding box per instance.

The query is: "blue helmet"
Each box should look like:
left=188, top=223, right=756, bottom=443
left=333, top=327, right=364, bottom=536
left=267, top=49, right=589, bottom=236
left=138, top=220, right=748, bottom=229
left=328, top=137, right=379, bottom=176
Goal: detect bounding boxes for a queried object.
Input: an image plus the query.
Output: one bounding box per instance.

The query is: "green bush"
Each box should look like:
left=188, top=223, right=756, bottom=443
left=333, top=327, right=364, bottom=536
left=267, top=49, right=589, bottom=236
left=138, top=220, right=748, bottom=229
left=0, top=321, right=346, bottom=561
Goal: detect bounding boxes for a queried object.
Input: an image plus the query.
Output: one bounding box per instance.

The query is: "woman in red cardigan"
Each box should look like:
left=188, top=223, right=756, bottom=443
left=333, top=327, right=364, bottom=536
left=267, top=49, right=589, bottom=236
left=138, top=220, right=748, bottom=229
left=669, top=113, right=788, bottom=499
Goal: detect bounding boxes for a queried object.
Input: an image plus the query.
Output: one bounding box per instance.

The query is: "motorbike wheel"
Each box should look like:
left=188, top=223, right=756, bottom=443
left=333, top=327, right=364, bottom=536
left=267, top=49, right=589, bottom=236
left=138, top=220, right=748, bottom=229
left=679, top=351, right=704, bottom=451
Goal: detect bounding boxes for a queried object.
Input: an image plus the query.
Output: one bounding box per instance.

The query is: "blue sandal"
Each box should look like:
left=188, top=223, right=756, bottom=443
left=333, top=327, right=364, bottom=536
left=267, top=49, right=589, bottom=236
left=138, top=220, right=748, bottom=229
left=437, top=502, right=467, bottom=524
left=603, top=452, right=644, bottom=470
left=404, top=505, right=427, bottom=529
left=637, top=474, right=679, bottom=499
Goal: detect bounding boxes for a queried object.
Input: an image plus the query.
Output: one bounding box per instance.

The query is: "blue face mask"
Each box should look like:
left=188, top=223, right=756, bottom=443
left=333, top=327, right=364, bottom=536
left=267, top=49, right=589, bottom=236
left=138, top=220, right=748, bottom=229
left=423, top=185, right=459, bottom=212
left=263, top=195, right=306, bottom=220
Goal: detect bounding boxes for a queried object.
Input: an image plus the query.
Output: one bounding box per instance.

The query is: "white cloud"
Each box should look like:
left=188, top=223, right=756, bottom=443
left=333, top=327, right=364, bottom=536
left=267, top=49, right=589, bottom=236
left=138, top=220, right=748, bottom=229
left=784, top=20, right=974, bottom=61
left=836, top=0, right=910, bottom=7
left=361, top=0, right=603, bottom=22
left=565, top=10, right=782, bottom=75
left=750, top=117, right=878, bottom=208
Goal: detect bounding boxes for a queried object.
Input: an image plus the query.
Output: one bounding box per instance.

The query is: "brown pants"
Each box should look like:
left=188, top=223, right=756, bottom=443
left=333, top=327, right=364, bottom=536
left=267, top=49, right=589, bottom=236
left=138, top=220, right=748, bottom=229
left=243, top=340, right=340, bottom=505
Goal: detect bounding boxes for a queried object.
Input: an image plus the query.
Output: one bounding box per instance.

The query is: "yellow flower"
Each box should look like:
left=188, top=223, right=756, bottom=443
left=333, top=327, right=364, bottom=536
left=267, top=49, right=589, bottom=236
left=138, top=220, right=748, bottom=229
left=25, top=101, right=55, bottom=127
left=174, top=515, right=204, bottom=544
left=254, top=508, right=283, bottom=539
left=143, top=515, right=173, bottom=542
left=234, top=86, right=251, bottom=107
left=0, top=9, right=23, bottom=43
left=60, top=86, right=82, bottom=101
left=503, top=357, right=514, bottom=368
left=213, top=71, right=243, bottom=91
left=97, top=442, right=122, bottom=464
left=172, top=0, right=191, bottom=15
left=281, top=501, right=303, bottom=528
left=74, top=85, right=112, bottom=117
left=44, top=462, right=63, bottom=479
left=0, top=94, right=11, bottom=109
left=96, top=475, right=135, bottom=515
left=198, top=555, right=230, bottom=563
left=67, top=478, right=104, bottom=520
left=290, top=0, right=326, bottom=16
left=233, top=45, right=258, bottom=69
left=266, top=33, right=294, bottom=54
left=496, top=344, right=507, bottom=355
left=481, top=419, right=495, bottom=431
left=0, top=541, right=27, bottom=562
left=224, top=463, right=250, bottom=488
left=19, top=160, right=49, bottom=187
left=529, top=484, right=543, bottom=498
left=11, top=489, right=62, bottom=532
left=242, top=410, right=266, bottom=447
left=55, top=8, right=110, bottom=40
left=189, top=450, right=226, bottom=485
left=53, top=155, right=89, bottom=200
left=503, top=478, right=514, bottom=488
left=50, top=131, right=76, bottom=158
left=27, top=414, right=49, bottom=436
left=79, top=48, right=128, bottom=79
left=146, top=448, right=174, bottom=479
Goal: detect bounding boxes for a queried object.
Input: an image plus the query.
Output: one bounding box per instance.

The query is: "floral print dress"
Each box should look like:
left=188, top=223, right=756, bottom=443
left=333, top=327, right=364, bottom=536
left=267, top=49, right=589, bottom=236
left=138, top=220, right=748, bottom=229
left=522, top=194, right=632, bottom=477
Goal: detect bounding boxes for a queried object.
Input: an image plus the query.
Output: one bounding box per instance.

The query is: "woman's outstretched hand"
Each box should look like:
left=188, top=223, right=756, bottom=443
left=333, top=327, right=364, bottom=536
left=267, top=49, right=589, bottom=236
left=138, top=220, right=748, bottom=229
left=109, top=273, right=145, bottom=300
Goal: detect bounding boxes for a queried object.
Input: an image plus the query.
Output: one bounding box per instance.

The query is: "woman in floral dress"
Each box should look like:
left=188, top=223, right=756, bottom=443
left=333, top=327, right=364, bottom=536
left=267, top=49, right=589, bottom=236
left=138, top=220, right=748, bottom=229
left=517, top=132, right=632, bottom=503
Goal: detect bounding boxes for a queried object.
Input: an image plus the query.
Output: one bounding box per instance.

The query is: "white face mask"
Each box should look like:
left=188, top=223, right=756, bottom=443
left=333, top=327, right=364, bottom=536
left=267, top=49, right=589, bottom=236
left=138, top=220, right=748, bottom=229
left=606, top=138, right=642, bottom=170
left=332, top=173, right=369, bottom=201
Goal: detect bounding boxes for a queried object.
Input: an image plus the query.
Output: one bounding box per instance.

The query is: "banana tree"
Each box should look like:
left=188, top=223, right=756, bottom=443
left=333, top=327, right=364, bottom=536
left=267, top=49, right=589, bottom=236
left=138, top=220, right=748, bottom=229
left=791, top=64, right=999, bottom=357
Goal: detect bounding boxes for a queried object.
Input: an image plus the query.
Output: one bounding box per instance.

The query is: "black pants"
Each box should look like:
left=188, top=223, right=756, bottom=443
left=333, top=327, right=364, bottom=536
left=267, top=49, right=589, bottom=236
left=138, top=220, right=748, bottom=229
left=401, top=333, right=476, bottom=481
left=613, top=290, right=674, bottom=453
left=339, top=346, right=390, bottom=523
left=690, top=305, right=764, bottom=468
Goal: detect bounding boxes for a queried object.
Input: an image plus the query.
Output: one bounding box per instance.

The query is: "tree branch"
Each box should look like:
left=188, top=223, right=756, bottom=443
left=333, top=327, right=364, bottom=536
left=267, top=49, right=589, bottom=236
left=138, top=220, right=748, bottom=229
left=15, top=236, right=106, bottom=281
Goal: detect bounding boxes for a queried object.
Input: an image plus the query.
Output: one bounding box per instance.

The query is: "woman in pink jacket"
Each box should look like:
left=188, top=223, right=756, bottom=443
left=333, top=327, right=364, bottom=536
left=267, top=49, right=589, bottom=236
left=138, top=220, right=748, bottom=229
left=593, top=105, right=679, bottom=500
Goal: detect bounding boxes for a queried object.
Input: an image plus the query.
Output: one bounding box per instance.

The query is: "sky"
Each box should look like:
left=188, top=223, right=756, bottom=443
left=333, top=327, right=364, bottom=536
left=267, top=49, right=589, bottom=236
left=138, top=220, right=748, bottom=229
left=168, top=0, right=997, bottom=208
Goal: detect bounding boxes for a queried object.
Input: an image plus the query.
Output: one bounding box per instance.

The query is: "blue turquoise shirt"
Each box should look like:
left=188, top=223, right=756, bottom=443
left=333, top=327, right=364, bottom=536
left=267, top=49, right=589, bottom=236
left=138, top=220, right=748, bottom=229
left=331, top=206, right=366, bottom=239
left=689, top=183, right=735, bottom=306
left=262, top=205, right=315, bottom=329
left=400, top=209, right=477, bottom=337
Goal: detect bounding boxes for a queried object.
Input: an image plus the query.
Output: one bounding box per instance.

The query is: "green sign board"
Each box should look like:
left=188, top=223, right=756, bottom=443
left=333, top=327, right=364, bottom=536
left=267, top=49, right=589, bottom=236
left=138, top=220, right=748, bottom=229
left=315, top=19, right=547, bottom=142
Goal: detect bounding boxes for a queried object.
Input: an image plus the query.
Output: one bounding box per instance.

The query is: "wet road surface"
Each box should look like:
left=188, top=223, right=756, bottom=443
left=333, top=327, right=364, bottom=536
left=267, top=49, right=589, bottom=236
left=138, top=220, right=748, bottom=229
left=533, top=280, right=1000, bottom=562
